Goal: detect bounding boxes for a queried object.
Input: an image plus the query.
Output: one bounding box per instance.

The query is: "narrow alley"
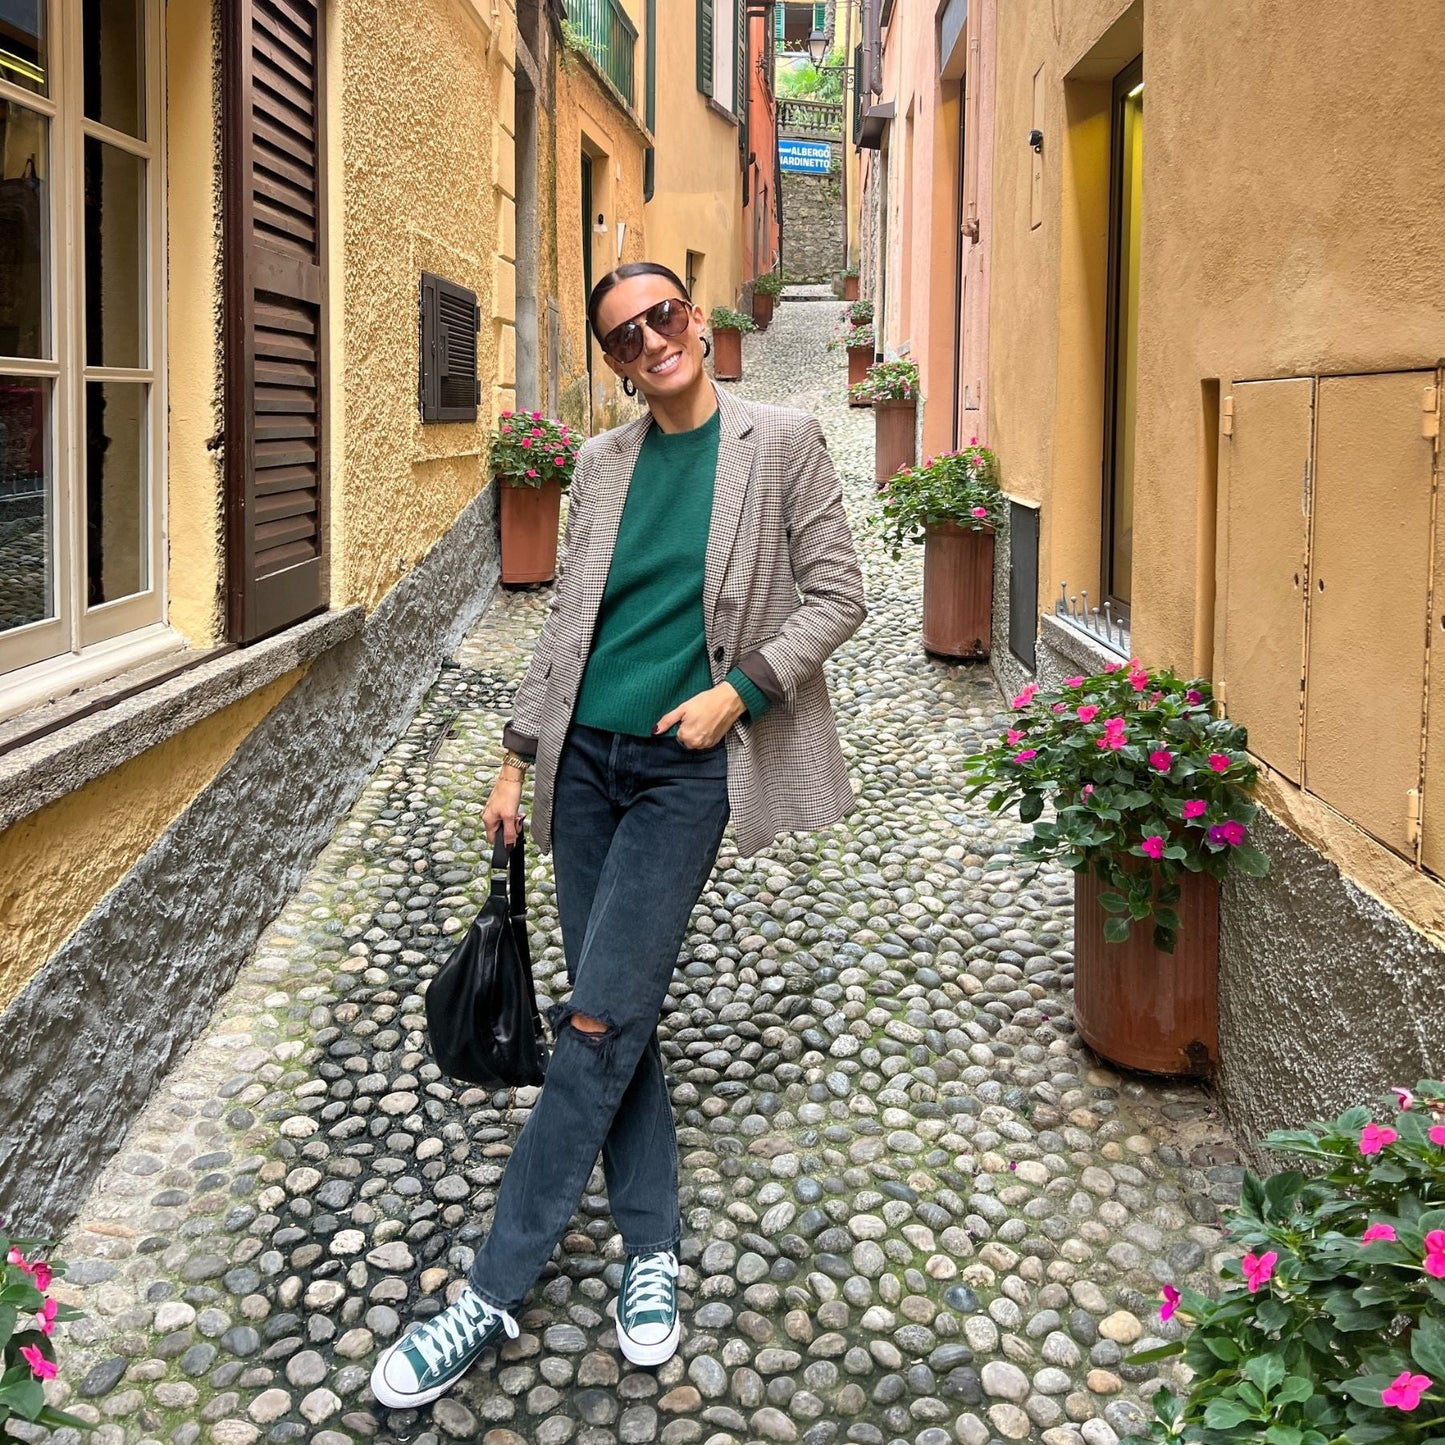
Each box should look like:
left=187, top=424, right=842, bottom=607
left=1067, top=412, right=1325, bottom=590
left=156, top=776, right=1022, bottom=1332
left=39, top=300, right=1242, bottom=1445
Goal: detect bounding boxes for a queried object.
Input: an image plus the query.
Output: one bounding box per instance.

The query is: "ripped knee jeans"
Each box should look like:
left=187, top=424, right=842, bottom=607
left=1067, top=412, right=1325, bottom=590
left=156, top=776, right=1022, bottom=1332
left=467, top=724, right=730, bottom=1312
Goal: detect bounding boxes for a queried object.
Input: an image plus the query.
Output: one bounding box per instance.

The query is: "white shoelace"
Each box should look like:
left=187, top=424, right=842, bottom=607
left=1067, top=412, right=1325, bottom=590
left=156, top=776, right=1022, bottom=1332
left=412, top=1289, right=520, bottom=1374
left=622, top=1251, right=679, bottom=1328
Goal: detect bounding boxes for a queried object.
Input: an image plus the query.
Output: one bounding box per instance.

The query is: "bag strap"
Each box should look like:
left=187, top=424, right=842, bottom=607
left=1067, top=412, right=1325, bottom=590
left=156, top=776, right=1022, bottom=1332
left=490, top=830, right=545, bottom=1040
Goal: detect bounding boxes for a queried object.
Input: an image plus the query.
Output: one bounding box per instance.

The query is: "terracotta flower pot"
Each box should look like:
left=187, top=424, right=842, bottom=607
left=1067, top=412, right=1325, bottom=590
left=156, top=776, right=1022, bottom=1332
left=874, top=400, right=917, bottom=486
left=921, top=521, right=993, bottom=659
left=499, top=476, right=563, bottom=585
left=1072, top=867, right=1220, bottom=1076
left=752, top=291, right=775, bottom=330
left=713, top=326, right=743, bottom=381
left=847, top=345, right=872, bottom=401
left=843, top=275, right=859, bottom=301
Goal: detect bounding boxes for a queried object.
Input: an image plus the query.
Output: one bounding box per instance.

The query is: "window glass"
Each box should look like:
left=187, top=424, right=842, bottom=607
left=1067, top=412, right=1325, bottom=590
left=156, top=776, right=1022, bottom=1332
left=85, top=379, right=147, bottom=605
left=0, top=374, right=53, bottom=631
left=0, top=100, right=47, bottom=358
left=84, top=136, right=146, bottom=368
left=0, top=0, right=46, bottom=95
left=83, top=0, right=145, bottom=139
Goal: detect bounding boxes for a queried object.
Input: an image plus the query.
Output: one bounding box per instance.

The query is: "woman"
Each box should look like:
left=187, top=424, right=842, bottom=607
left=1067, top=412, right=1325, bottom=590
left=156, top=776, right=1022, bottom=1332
left=372, top=262, right=865, bottom=1409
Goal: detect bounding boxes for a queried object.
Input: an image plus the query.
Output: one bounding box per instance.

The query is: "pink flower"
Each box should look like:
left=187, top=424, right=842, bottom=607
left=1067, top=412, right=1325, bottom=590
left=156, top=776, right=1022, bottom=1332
left=1064, top=676, right=1084, bottom=688
left=1077, top=704, right=1100, bottom=723
left=1052, top=702, right=1066, bottom=713
left=1185, top=689, right=1204, bottom=705
left=1395, top=1088, right=1416, bottom=1111
left=1096, top=718, right=1127, bottom=751
left=970, top=435, right=978, bottom=445
left=531, top=410, right=542, bottom=421
left=1012, top=684, right=1039, bottom=710
left=1129, top=664, right=1149, bottom=692
left=1182, top=800, right=1208, bottom=820
left=1208, top=821, right=1246, bottom=847
left=1081, top=784, right=1095, bottom=799
left=1241, top=1251, right=1277, bottom=1292
left=1431, top=1125, right=1445, bottom=1146
left=1382, top=1371, right=1431, bottom=1411
left=1140, top=835, right=1165, bottom=860
left=1149, top=750, right=1173, bottom=773
left=31, top=1261, right=51, bottom=1292
left=7, top=1246, right=25, bottom=1268
left=1425, top=1230, right=1445, bottom=1278
left=1014, top=749, right=1038, bottom=764
left=971, top=506, right=989, bottom=519
left=19, top=1344, right=55, bottom=1381
left=1160, top=1284, right=1181, bottom=1322
left=501, top=423, right=512, bottom=433
left=1359, top=1122, right=1398, bottom=1155
left=1006, top=729, right=1026, bottom=746
left=520, top=437, right=532, bottom=448
left=1208, top=753, right=1231, bottom=772
left=500, top=410, right=514, bottom=419
left=36, top=1298, right=58, bottom=1335
left=1361, top=1223, right=1397, bottom=1245
left=1104, top=662, right=1121, bottom=672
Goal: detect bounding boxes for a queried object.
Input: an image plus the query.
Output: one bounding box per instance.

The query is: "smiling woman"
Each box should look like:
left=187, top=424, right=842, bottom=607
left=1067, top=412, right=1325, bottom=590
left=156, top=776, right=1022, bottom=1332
left=370, top=258, right=868, bottom=1409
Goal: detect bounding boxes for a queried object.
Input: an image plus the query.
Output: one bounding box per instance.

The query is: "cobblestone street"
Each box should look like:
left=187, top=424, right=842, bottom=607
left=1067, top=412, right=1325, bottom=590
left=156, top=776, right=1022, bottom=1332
left=35, top=298, right=1243, bottom=1445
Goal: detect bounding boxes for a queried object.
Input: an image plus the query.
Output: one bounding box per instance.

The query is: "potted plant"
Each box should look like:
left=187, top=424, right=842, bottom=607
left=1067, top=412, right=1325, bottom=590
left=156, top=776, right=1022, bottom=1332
left=490, top=410, right=580, bottom=585
left=0, top=1231, right=88, bottom=1432
left=964, top=666, right=1268, bottom=1075
left=751, top=270, right=784, bottom=330
left=842, top=263, right=860, bottom=301
left=851, top=360, right=920, bottom=484
left=875, top=443, right=1002, bottom=659
left=829, top=308, right=877, bottom=399
left=1138, top=1081, right=1445, bottom=1440
left=709, top=305, right=755, bottom=382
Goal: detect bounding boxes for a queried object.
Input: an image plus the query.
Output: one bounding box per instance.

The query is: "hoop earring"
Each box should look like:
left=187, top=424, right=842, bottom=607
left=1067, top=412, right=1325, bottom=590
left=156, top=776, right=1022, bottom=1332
left=622, top=377, right=637, bottom=397
left=702, top=336, right=712, bottom=358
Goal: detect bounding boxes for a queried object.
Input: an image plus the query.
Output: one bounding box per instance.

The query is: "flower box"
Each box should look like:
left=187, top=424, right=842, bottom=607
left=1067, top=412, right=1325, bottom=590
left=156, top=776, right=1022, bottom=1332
left=922, top=521, right=994, bottom=660
left=499, top=476, right=563, bottom=584
left=874, top=400, right=917, bottom=485
left=847, top=344, right=872, bottom=398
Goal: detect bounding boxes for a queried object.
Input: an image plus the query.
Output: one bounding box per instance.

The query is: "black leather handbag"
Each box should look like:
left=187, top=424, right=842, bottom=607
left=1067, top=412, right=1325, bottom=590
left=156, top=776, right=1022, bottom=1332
left=426, top=830, right=549, bottom=1088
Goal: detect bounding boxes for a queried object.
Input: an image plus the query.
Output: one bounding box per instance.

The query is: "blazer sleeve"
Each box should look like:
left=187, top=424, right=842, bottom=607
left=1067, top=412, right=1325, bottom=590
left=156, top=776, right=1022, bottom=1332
left=735, top=414, right=866, bottom=712
left=502, top=439, right=597, bottom=756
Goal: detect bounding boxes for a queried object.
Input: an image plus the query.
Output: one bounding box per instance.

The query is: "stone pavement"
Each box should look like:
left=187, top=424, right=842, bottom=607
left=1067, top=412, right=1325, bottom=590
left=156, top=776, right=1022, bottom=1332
left=21, top=296, right=1244, bottom=1445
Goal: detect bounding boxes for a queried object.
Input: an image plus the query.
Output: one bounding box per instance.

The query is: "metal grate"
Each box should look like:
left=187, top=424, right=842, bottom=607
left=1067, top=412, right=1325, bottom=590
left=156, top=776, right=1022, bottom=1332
left=1054, top=582, right=1131, bottom=658
left=566, top=0, right=637, bottom=104
left=1008, top=501, right=1039, bottom=670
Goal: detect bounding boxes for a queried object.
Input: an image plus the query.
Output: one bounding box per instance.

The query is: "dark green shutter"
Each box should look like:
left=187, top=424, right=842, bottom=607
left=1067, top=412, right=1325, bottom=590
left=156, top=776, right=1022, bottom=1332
left=697, top=0, right=713, bottom=95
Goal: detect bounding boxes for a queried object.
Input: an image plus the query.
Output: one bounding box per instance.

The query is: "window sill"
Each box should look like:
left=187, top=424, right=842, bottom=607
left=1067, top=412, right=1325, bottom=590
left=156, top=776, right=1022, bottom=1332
left=0, top=606, right=364, bottom=832
left=1040, top=609, right=1132, bottom=671
left=705, top=98, right=741, bottom=127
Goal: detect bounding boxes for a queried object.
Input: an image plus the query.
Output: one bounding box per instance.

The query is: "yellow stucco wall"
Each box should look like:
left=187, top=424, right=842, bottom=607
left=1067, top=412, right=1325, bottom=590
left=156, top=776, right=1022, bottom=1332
left=987, top=0, right=1445, bottom=936
left=0, top=671, right=304, bottom=1012
left=645, top=0, right=743, bottom=320
left=553, top=44, right=650, bottom=432
left=330, top=0, right=515, bottom=611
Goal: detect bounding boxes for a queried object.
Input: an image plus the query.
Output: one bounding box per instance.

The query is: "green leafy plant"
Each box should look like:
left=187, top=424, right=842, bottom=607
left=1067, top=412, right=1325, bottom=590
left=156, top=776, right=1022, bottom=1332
left=752, top=271, right=785, bottom=296
left=489, top=411, right=579, bottom=491
left=1140, top=1082, right=1445, bottom=1442
left=845, top=299, right=874, bottom=326
left=0, top=1232, right=88, bottom=1431
left=775, top=51, right=846, bottom=103
left=850, top=359, right=919, bottom=405
left=557, top=18, right=592, bottom=69
left=873, top=444, right=1002, bottom=557
left=828, top=321, right=874, bottom=352
left=964, top=667, right=1266, bottom=951
left=709, top=305, right=757, bottom=334
left=843, top=263, right=860, bottom=279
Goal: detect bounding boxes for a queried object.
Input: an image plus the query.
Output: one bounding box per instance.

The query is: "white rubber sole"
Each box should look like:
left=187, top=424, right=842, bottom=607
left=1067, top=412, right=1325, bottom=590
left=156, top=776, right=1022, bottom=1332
left=369, top=1341, right=468, bottom=1410
left=617, top=1314, right=682, bottom=1367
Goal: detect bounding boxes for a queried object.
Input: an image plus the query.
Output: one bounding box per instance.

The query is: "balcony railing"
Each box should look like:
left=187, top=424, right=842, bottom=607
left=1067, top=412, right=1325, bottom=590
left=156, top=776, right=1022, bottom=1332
left=565, top=0, right=637, bottom=106
left=778, top=97, right=844, bottom=137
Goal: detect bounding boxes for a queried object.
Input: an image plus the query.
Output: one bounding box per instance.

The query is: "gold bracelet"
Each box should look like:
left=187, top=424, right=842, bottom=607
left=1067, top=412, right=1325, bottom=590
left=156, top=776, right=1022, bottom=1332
left=501, top=750, right=532, bottom=775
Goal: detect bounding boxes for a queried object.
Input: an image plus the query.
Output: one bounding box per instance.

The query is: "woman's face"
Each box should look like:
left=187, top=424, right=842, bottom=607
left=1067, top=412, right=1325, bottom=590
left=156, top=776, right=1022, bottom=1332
left=595, top=274, right=708, bottom=403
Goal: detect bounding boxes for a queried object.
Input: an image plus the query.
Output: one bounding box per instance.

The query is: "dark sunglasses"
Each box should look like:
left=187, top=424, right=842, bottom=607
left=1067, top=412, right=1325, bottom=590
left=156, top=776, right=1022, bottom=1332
left=599, top=297, right=692, bottom=363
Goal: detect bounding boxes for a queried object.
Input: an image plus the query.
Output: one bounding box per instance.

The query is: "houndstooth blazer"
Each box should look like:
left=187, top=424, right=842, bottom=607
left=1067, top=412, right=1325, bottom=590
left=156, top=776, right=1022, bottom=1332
left=503, top=383, right=866, bottom=857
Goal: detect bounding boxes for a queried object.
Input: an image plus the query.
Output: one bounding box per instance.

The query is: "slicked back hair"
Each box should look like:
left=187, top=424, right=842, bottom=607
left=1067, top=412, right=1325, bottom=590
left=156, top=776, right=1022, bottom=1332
left=587, top=261, right=693, bottom=342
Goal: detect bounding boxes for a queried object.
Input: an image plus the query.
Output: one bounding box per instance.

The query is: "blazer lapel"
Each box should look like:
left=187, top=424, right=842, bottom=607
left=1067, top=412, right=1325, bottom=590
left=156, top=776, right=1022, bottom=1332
left=705, top=386, right=757, bottom=629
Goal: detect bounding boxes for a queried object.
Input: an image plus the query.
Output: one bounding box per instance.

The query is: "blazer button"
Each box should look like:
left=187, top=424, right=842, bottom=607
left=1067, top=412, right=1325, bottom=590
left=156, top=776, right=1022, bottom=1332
left=713, top=646, right=725, bottom=662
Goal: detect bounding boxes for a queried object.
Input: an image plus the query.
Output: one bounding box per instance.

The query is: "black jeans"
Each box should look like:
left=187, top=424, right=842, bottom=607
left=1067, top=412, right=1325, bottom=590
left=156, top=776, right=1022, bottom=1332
left=468, top=724, right=730, bottom=1312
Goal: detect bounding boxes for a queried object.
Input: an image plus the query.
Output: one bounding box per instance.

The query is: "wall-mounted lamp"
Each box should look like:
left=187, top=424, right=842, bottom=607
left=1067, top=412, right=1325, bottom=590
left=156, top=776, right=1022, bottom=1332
left=592, top=212, right=608, bottom=235
left=1027, top=128, right=1043, bottom=153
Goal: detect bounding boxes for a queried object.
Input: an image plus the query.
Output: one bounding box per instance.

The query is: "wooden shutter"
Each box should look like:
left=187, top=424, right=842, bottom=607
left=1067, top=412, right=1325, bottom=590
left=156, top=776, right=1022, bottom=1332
left=223, top=0, right=326, bottom=644
left=419, top=272, right=480, bottom=423
left=697, top=0, right=714, bottom=96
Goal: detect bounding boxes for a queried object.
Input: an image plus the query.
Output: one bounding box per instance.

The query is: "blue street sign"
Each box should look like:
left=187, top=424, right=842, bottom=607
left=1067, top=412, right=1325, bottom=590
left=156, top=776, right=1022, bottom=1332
left=778, top=139, right=834, bottom=174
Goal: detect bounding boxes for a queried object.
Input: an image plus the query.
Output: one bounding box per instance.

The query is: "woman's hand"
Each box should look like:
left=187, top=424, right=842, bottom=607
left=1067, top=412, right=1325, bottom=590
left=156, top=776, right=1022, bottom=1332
left=654, top=683, right=747, bottom=750
left=483, top=771, right=526, bottom=847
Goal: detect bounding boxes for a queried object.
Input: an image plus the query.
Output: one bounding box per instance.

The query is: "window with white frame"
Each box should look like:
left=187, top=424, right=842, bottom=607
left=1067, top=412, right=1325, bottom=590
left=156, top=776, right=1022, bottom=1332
left=0, top=0, right=164, bottom=685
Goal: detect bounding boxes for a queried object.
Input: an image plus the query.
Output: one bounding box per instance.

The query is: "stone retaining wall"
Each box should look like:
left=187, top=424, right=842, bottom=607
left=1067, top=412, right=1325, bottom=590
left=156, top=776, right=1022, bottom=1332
left=782, top=162, right=845, bottom=284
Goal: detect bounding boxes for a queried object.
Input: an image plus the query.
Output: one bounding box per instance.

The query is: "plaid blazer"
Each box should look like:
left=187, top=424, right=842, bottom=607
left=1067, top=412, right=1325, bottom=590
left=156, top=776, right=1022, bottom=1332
left=503, top=383, right=866, bottom=857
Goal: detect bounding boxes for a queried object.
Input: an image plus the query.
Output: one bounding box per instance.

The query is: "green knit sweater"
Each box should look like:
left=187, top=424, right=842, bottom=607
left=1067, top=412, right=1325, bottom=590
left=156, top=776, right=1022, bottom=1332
left=573, top=410, right=770, bottom=738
